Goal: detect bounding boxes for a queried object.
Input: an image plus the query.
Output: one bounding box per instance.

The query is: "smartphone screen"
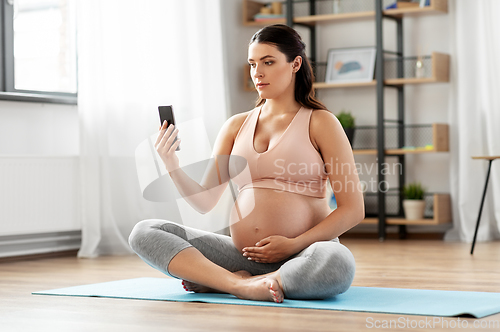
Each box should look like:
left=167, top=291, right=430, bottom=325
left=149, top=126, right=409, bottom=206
left=158, top=105, right=180, bottom=151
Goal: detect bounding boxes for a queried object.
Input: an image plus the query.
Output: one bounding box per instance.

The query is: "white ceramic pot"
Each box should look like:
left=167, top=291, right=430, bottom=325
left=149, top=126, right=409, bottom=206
left=403, top=199, right=426, bottom=220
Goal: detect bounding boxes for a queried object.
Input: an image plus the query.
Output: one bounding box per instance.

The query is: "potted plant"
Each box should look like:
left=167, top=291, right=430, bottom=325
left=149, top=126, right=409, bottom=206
left=336, top=110, right=355, bottom=146
left=402, top=182, right=426, bottom=220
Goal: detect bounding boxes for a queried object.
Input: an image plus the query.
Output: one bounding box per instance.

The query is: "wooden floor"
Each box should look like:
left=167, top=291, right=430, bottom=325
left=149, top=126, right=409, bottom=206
left=1, top=238, right=500, bottom=332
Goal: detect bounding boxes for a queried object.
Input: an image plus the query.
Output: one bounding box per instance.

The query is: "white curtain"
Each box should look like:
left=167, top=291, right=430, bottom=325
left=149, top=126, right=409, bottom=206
left=77, top=0, right=230, bottom=257
left=445, top=0, right=500, bottom=243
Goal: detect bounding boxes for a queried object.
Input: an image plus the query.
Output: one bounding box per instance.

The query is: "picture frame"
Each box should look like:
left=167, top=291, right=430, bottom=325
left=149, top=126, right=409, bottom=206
left=325, top=47, right=377, bottom=84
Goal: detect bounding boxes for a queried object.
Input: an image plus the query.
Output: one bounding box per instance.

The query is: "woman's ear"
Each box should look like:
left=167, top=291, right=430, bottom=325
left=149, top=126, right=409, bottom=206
left=292, top=56, right=303, bottom=73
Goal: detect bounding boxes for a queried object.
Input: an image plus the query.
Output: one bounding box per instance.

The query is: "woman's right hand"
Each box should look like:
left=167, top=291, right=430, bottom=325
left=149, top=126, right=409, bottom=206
left=155, top=121, right=181, bottom=173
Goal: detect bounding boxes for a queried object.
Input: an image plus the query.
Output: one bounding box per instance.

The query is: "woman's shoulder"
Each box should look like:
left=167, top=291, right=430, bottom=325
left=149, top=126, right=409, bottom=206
left=222, top=108, right=255, bottom=140
left=212, top=108, right=256, bottom=155
left=310, top=109, right=339, bottom=130
left=309, top=109, right=343, bottom=146
left=224, top=108, right=256, bottom=138
left=229, top=109, right=253, bottom=125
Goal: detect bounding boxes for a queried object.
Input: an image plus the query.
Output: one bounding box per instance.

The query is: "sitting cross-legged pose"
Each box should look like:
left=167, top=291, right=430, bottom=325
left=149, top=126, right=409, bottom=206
left=129, top=24, right=364, bottom=303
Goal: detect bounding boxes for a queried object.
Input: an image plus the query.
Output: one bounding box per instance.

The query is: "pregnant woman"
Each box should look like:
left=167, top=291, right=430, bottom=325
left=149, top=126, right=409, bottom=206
left=129, top=24, right=364, bottom=303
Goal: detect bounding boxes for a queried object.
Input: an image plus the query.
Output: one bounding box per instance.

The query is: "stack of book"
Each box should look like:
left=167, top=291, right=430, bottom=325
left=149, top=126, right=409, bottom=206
left=385, top=0, right=430, bottom=9
left=253, top=13, right=285, bottom=22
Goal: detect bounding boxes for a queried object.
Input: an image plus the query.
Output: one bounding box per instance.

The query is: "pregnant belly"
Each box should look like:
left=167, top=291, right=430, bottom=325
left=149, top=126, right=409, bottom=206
left=229, top=188, right=331, bottom=252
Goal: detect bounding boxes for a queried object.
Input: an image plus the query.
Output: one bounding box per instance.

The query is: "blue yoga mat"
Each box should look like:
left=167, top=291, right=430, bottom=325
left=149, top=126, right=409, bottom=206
left=33, top=277, right=500, bottom=318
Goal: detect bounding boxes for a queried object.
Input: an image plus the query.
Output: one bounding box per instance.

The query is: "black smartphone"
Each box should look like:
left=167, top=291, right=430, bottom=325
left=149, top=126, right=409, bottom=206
left=158, top=105, right=180, bottom=151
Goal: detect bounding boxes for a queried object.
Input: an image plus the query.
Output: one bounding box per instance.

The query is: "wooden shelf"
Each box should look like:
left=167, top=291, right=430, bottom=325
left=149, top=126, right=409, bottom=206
left=244, top=18, right=286, bottom=27
left=388, top=123, right=449, bottom=154
left=385, top=52, right=450, bottom=85
left=316, top=53, right=450, bottom=88
left=352, top=123, right=449, bottom=155
left=293, top=12, right=376, bottom=25
left=243, top=0, right=448, bottom=26
left=361, top=193, right=451, bottom=225
left=313, top=80, right=377, bottom=89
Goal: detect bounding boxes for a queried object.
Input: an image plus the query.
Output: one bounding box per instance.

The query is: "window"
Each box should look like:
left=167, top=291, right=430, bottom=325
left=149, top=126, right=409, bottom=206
left=0, top=0, right=77, bottom=104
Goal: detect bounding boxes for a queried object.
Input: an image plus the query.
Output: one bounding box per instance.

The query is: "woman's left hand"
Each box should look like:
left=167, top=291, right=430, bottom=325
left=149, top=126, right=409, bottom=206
left=242, top=235, right=299, bottom=263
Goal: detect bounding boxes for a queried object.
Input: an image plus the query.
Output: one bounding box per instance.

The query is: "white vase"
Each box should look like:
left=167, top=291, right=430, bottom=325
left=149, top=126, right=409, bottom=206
left=403, top=199, right=426, bottom=220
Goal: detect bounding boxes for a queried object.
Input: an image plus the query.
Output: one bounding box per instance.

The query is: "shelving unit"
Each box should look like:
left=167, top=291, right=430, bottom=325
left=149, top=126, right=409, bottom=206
left=385, top=52, right=450, bottom=85
left=312, top=81, right=378, bottom=89
left=243, top=0, right=448, bottom=26
left=362, top=193, right=451, bottom=225
left=351, top=123, right=449, bottom=155
left=242, top=0, right=450, bottom=240
left=244, top=52, right=449, bottom=91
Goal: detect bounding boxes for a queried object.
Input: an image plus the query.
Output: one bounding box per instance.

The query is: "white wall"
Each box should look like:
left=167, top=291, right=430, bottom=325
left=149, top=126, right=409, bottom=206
left=0, top=100, right=80, bottom=255
left=0, top=100, right=79, bottom=155
left=220, top=0, right=260, bottom=115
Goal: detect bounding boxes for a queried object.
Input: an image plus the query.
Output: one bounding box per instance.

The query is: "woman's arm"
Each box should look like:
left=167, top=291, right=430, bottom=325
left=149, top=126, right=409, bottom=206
left=292, top=109, right=365, bottom=250
left=167, top=159, right=226, bottom=215
left=155, top=112, right=248, bottom=214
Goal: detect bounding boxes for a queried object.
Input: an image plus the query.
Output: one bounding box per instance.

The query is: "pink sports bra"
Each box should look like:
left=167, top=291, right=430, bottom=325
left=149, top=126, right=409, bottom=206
left=229, top=106, right=328, bottom=198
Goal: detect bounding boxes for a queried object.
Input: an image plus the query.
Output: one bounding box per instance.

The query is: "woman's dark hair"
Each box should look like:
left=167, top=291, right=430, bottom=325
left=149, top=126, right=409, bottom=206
left=249, top=24, right=327, bottom=111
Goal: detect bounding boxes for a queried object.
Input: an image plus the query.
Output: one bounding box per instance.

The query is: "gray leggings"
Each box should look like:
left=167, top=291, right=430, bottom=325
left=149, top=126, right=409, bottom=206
left=128, top=219, right=356, bottom=300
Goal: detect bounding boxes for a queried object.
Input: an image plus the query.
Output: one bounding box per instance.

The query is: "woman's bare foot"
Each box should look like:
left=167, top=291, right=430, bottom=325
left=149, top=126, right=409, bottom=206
left=182, top=270, right=252, bottom=293
left=235, top=276, right=284, bottom=303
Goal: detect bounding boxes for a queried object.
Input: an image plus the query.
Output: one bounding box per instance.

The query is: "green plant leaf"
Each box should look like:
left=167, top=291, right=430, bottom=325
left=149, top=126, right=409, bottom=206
left=402, top=182, right=426, bottom=200
left=336, top=110, right=355, bottom=128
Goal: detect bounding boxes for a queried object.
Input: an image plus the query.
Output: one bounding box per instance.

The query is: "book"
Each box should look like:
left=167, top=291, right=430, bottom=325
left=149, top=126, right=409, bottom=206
left=253, top=14, right=285, bottom=19
left=419, top=0, right=430, bottom=7
left=397, top=2, right=419, bottom=8
left=253, top=13, right=286, bottom=22
left=254, top=17, right=286, bottom=22
left=386, top=0, right=421, bottom=10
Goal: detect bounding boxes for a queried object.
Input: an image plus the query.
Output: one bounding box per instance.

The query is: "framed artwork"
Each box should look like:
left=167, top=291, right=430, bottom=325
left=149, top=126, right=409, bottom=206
left=325, top=47, right=377, bottom=83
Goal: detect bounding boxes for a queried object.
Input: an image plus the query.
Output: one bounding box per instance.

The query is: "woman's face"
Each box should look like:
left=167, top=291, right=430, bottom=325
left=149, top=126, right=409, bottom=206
left=248, top=42, right=297, bottom=100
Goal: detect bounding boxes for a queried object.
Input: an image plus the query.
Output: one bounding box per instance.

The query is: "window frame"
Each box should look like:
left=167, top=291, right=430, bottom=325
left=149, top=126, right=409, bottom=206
left=0, top=0, right=77, bottom=105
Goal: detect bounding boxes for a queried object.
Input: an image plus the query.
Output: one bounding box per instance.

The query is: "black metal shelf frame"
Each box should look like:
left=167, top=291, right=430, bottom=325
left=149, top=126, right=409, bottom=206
left=377, top=0, right=406, bottom=240
left=282, top=0, right=408, bottom=240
